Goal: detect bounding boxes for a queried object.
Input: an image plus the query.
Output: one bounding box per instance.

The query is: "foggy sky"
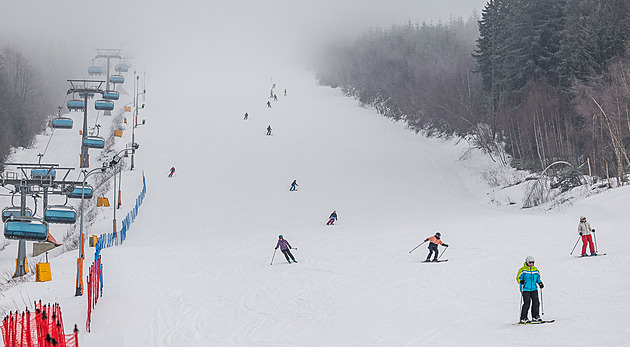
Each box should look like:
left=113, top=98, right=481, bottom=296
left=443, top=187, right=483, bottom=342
left=0, top=1, right=487, bottom=84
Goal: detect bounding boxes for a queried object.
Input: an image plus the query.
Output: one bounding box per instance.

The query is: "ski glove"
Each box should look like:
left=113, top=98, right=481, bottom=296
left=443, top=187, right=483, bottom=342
left=424, top=238, right=429, bottom=242
left=520, top=279, right=525, bottom=284
left=579, top=232, right=582, bottom=235
left=443, top=244, right=449, bottom=247
left=539, top=282, right=544, bottom=288
left=592, top=229, right=595, bottom=232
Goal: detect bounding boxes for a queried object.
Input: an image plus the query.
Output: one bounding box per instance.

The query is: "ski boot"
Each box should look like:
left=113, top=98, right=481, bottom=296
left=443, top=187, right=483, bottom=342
left=581, top=253, right=588, bottom=257
left=532, top=317, right=542, bottom=322
left=519, top=318, right=530, bottom=324
left=591, top=252, right=597, bottom=256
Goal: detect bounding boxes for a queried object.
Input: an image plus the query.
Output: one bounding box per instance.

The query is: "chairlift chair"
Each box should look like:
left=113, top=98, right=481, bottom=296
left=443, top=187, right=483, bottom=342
left=51, top=117, right=73, bottom=129
left=103, top=91, right=120, bottom=100
left=67, top=185, right=93, bottom=199
left=43, top=205, right=77, bottom=224
left=2, top=207, right=33, bottom=223
left=109, top=75, right=125, bottom=84
left=4, top=216, right=49, bottom=241
left=115, top=64, right=129, bottom=72
left=88, top=66, right=102, bottom=76
left=67, top=99, right=85, bottom=111
left=95, top=99, right=115, bottom=111
left=31, top=168, right=56, bottom=180
left=83, top=136, right=105, bottom=149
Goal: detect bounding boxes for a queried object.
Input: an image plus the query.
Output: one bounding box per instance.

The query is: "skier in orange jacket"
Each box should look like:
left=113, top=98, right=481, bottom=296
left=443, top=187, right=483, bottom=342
left=425, top=232, right=448, bottom=262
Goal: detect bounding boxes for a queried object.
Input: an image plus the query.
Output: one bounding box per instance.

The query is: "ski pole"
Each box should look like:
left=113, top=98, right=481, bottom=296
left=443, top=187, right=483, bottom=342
left=409, top=240, right=427, bottom=253
left=270, top=249, right=277, bottom=265
left=593, top=231, right=598, bottom=252
left=570, top=236, right=581, bottom=255
left=540, top=288, right=544, bottom=316
left=437, top=246, right=449, bottom=261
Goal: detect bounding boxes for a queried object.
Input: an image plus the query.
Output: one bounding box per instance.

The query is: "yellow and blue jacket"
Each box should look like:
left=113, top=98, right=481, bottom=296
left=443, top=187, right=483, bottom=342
left=516, top=262, right=542, bottom=292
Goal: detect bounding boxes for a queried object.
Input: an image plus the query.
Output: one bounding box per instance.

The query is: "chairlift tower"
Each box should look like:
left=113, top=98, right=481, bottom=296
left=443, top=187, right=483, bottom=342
left=67, top=80, right=105, bottom=168
left=94, top=49, right=122, bottom=116
left=1, top=163, right=82, bottom=277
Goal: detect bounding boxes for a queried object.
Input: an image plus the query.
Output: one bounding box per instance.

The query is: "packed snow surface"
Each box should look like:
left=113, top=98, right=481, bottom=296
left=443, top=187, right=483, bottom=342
left=1, top=64, right=629, bottom=347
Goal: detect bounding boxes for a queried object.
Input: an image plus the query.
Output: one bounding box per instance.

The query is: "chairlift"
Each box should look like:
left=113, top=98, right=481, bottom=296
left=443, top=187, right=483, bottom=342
left=115, top=63, right=129, bottom=72
left=109, top=75, right=125, bottom=84
left=2, top=207, right=32, bottom=223
left=43, top=205, right=77, bottom=224
left=67, top=99, right=85, bottom=111
left=83, top=136, right=105, bottom=149
left=95, top=99, right=115, bottom=111
left=103, top=91, right=120, bottom=100
left=78, top=90, right=96, bottom=99
left=4, top=217, right=49, bottom=241
left=68, top=185, right=93, bottom=199
left=51, top=117, right=73, bottom=129
left=88, top=66, right=102, bottom=76
left=31, top=168, right=56, bottom=180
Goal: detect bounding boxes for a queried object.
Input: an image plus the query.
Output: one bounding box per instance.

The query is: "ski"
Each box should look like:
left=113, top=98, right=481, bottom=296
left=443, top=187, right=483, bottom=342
left=515, top=319, right=555, bottom=325
left=575, top=253, right=606, bottom=258
left=421, top=260, right=448, bottom=263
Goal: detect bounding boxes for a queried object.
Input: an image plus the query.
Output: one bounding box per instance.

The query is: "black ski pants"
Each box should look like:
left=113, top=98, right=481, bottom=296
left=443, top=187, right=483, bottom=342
left=427, top=243, right=439, bottom=260
left=281, top=249, right=295, bottom=262
left=520, top=290, right=540, bottom=320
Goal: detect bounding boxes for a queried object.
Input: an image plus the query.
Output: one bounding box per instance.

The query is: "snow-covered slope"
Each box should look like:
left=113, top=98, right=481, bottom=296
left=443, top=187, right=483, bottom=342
left=1, top=63, right=629, bottom=347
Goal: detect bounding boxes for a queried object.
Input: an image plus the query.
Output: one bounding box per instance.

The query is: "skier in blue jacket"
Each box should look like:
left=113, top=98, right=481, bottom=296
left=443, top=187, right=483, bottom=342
left=516, top=256, right=544, bottom=323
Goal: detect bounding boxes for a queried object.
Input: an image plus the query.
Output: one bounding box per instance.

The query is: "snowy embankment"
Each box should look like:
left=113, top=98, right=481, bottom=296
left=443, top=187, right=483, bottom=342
left=1, top=64, right=629, bottom=346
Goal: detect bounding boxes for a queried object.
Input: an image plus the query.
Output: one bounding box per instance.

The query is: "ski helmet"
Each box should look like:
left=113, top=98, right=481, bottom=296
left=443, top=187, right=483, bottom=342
left=435, top=232, right=441, bottom=238
left=525, top=256, right=535, bottom=264
left=278, top=235, right=283, bottom=239
left=580, top=216, right=586, bottom=221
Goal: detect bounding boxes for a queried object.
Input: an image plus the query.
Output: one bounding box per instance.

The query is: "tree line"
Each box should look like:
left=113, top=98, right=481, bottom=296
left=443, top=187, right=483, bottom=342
left=0, top=45, right=63, bottom=165
left=311, top=0, right=630, bottom=184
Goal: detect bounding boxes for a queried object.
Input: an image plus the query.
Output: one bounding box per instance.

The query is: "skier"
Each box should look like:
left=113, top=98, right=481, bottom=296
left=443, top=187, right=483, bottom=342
left=266, top=125, right=272, bottom=136
left=516, top=256, right=544, bottom=323
left=326, top=210, right=337, bottom=225
left=578, top=216, right=596, bottom=256
left=267, top=101, right=272, bottom=108
left=275, top=235, right=297, bottom=263
left=289, top=180, right=298, bottom=191
left=270, top=89, right=274, bottom=98
left=273, top=94, right=278, bottom=101
left=244, top=112, right=248, bottom=120
left=284, top=89, right=287, bottom=96
left=424, top=232, right=448, bottom=262
left=168, top=167, right=175, bottom=178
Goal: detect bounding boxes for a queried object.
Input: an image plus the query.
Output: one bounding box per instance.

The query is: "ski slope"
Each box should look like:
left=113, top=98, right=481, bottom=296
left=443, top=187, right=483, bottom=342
left=1, top=62, right=630, bottom=346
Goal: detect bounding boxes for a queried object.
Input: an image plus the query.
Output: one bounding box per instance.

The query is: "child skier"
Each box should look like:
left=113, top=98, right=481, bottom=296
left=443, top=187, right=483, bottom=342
left=578, top=216, right=596, bottom=256
left=516, top=256, right=544, bottom=323
left=289, top=180, right=298, bottom=191
left=326, top=210, right=337, bottom=225
left=275, top=235, right=297, bottom=263
left=424, top=232, right=448, bottom=262
left=168, top=167, right=175, bottom=178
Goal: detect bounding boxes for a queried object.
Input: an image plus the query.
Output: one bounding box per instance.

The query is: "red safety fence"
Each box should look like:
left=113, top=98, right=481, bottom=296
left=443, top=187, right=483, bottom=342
left=86, top=257, right=102, bottom=332
left=1, top=301, right=78, bottom=347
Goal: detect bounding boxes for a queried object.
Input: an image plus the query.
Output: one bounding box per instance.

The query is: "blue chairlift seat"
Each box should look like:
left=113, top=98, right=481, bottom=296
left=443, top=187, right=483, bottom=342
left=2, top=207, right=32, bottom=222
left=79, top=90, right=95, bottom=99
left=83, top=136, right=105, bottom=149
left=68, top=186, right=93, bottom=199
left=103, top=91, right=120, bottom=100
left=109, top=75, right=125, bottom=84
left=115, top=64, right=129, bottom=72
left=44, top=205, right=77, bottom=224
left=31, top=169, right=56, bottom=180
left=67, top=99, right=85, bottom=111
left=4, top=217, right=49, bottom=241
left=52, top=117, right=73, bottom=129
left=95, top=99, right=115, bottom=111
left=88, top=66, right=102, bottom=75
